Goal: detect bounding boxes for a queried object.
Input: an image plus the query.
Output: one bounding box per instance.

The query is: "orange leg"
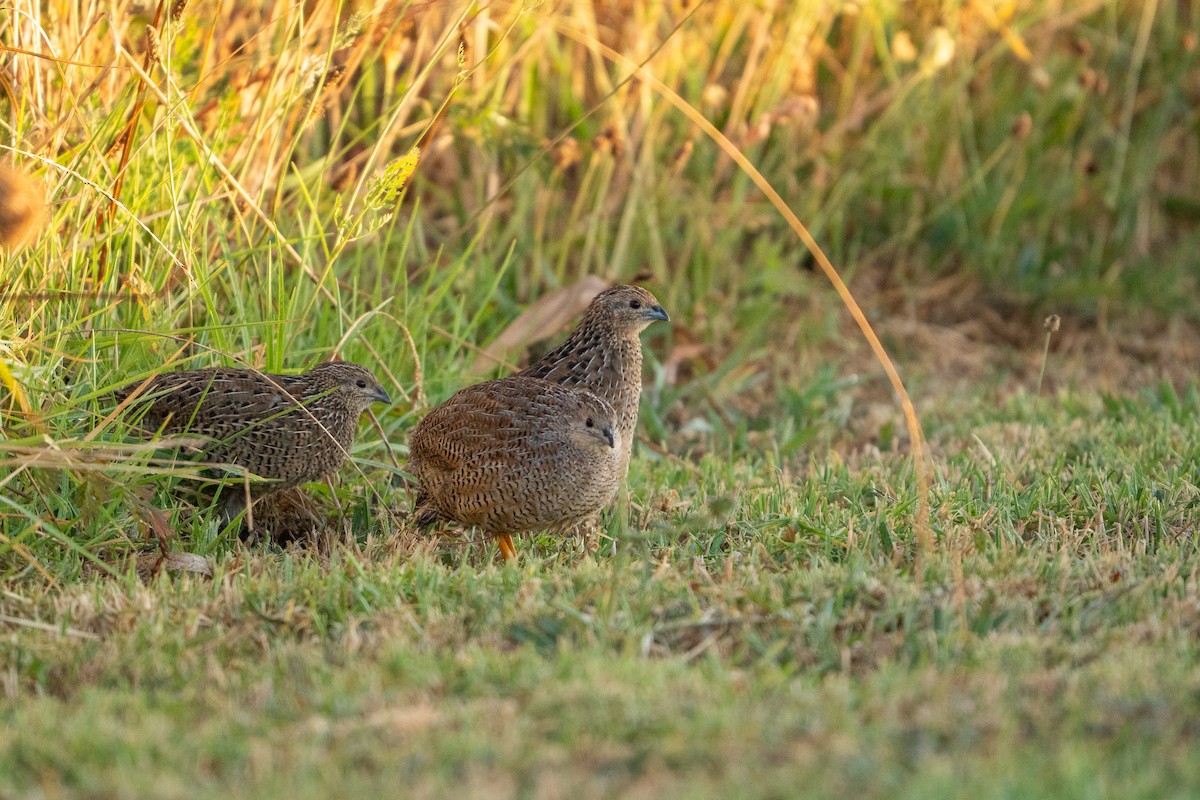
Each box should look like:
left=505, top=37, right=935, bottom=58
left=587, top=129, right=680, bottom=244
left=495, top=533, right=518, bottom=561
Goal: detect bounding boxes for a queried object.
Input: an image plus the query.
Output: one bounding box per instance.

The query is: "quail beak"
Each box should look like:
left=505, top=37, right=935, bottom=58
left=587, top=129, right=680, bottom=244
left=646, top=304, right=669, bottom=322
left=372, top=386, right=393, bottom=405
left=604, top=427, right=616, bottom=448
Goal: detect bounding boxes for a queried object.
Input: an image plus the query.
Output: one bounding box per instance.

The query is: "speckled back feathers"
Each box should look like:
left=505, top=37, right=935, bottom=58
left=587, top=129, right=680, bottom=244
left=409, top=376, right=621, bottom=536
left=116, top=361, right=390, bottom=491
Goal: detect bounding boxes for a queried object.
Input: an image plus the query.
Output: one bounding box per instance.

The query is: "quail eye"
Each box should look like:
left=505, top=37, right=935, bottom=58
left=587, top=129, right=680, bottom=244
left=355, top=378, right=367, bottom=388
left=585, top=417, right=594, bottom=428
left=629, top=300, right=642, bottom=309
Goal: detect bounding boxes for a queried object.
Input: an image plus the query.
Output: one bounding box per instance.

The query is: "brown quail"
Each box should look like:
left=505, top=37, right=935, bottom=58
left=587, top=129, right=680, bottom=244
left=517, top=284, right=668, bottom=481
left=115, top=361, right=391, bottom=521
left=408, top=377, right=621, bottom=560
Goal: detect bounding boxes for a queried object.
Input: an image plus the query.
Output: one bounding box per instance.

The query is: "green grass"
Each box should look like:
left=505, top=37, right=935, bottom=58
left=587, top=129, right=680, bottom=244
left=3, top=0, right=1200, bottom=796
left=5, top=390, right=1200, bottom=797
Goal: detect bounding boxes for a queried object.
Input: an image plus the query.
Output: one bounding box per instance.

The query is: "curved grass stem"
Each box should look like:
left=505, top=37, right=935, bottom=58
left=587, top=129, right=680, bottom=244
left=559, top=28, right=934, bottom=561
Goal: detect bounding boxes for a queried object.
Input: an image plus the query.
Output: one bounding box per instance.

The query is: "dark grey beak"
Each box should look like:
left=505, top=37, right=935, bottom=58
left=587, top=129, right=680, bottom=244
left=372, top=386, right=393, bottom=404
left=604, top=427, right=616, bottom=448
left=647, top=304, right=669, bottom=322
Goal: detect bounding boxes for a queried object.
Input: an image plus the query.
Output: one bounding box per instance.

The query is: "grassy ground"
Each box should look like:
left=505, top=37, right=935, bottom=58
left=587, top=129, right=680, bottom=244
left=5, top=390, right=1200, bottom=798
left=3, top=0, right=1200, bottom=797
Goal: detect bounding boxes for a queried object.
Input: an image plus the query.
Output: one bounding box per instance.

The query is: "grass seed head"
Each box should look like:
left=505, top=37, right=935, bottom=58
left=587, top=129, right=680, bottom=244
left=145, top=26, right=161, bottom=64
left=1011, top=112, right=1033, bottom=139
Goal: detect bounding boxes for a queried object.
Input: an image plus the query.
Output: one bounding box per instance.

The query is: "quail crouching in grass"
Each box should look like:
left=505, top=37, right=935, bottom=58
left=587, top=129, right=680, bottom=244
left=408, top=377, right=622, bottom=561
left=115, top=361, right=391, bottom=525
